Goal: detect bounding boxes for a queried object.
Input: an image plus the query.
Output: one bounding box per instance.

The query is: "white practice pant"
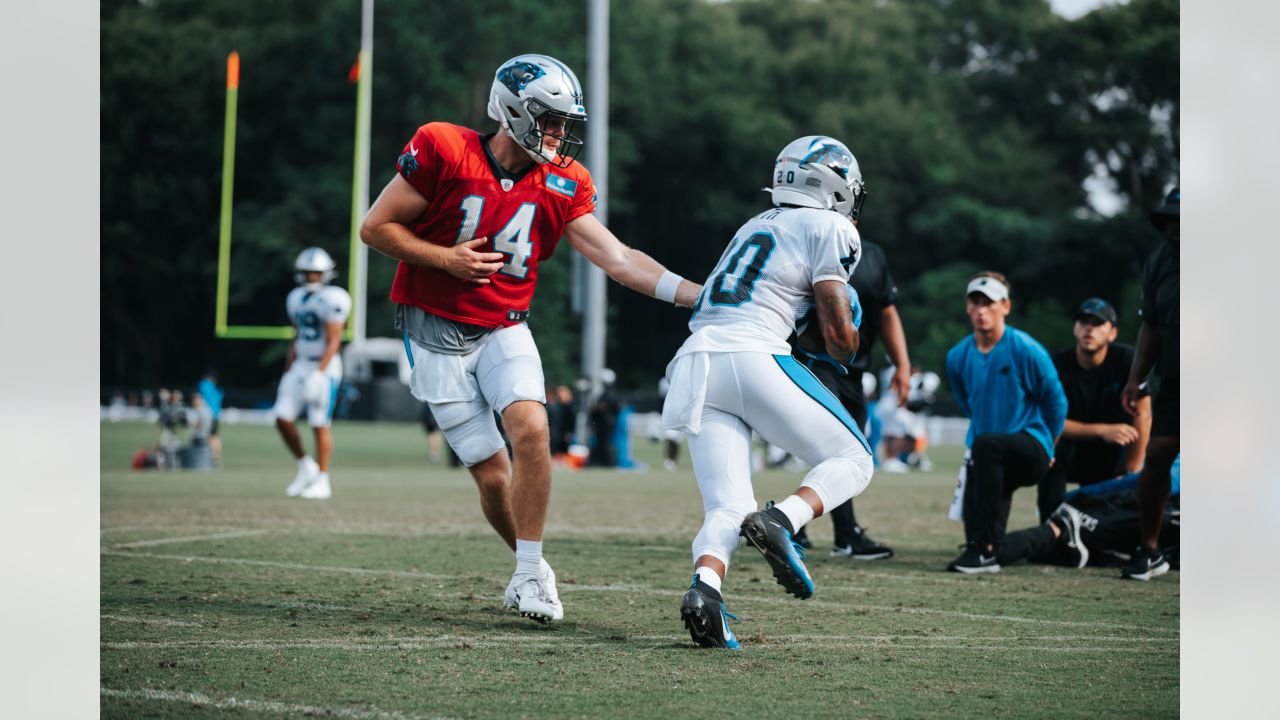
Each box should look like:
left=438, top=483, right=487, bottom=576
left=402, top=324, right=545, bottom=467
left=667, top=352, right=874, bottom=569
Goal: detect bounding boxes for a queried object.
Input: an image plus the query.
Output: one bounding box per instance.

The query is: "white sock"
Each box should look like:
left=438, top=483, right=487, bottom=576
left=515, top=539, right=543, bottom=577
left=695, top=566, right=722, bottom=592
left=297, top=456, right=312, bottom=469
left=315, top=472, right=329, bottom=484
left=775, top=495, right=815, bottom=534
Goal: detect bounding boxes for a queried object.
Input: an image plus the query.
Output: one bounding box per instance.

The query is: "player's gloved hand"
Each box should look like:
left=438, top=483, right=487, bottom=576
left=304, top=370, right=329, bottom=404
left=847, top=286, right=863, bottom=330
left=798, top=285, right=863, bottom=336
left=794, top=345, right=853, bottom=376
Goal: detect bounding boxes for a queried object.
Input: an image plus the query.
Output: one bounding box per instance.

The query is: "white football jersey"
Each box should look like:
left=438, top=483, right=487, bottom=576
left=287, top=285, right=352, bottom=361
left=679, top=207, right=861, bottom=356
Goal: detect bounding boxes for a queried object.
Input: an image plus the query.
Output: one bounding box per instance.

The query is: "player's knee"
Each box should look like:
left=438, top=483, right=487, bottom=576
left=972, top=434, right=1002, bottom=462
left=442, top=417, right=506, bottom=467
left=504, top=407, right=549, bottom=454
left=471, top=463, right=509, bottom=494
left=802, top=456, right=872, bottom=510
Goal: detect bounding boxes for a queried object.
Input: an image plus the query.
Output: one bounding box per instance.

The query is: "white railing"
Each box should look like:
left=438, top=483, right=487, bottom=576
left=100, top=406, right=276, bottom=426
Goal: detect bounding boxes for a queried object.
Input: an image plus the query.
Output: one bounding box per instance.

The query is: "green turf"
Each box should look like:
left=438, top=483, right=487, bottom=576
left=101, top=420, right=1178, bottom=719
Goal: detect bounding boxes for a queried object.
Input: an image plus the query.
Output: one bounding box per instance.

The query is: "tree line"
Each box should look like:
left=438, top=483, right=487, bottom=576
left=101, top=0, right=1178, bottom=397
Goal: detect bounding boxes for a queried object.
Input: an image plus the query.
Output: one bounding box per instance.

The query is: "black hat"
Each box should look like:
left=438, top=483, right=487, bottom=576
left=1075, top=297, right=1117, bottom=325
left=1149, top=186, right=1179, bottom=230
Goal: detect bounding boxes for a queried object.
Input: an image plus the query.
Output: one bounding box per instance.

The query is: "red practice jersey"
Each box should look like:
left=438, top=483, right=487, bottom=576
left=389, top=122, right=597, bottom=327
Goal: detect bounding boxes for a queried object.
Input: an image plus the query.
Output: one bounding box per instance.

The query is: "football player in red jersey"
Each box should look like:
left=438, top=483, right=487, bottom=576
left=360, top=54, right=701, bottom=624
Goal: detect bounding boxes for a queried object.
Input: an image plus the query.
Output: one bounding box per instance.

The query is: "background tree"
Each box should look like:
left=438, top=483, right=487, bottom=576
left=100, top=0, right=1178, bottom=403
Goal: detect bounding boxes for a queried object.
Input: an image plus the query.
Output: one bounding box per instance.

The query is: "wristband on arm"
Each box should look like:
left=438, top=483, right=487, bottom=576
left=655, top=270, right=684, bottom=304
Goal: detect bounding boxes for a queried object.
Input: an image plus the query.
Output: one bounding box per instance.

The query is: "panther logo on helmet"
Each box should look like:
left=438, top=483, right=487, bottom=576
left=487, top=54, right=587, bottom=168
left=770, top=136, right=868, bottom=222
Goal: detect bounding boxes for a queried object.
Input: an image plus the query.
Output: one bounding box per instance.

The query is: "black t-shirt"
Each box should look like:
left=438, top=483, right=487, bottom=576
left=1052, top=343, right=1142, bottom=426
left=848, top=240, right=898, bottom=370
left=1139, top=241, right=1179, bottom=380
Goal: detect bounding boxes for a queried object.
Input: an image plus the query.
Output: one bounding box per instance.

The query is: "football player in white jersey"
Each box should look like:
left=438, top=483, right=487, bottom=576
left=275, top=247, right=352, bottom=500
left=661, top=136, right=875, bottom=649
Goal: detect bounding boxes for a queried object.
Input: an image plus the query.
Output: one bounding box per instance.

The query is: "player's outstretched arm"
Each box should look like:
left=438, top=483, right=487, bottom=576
left=360, top=175, right=505, bottom=285
left=564, top=214, right=701, bottom=307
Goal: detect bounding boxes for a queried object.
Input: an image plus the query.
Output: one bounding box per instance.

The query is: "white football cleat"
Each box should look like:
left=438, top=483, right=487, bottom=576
left=287, top=457, right=319, bottom=497
left=504, top=560, right=562, bottom=618
left=299, top=473, right=331, bottom=500
left=505, top=571, right=563, bottom=624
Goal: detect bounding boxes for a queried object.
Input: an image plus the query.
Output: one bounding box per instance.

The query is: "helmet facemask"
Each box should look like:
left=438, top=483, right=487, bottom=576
left=515, top=100, right=585, bottom=168
left=489, top=55, right=588, bottom=169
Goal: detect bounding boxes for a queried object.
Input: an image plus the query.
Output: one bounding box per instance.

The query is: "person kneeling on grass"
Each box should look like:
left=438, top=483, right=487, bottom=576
left=998, top=456, right=1180, bottom=571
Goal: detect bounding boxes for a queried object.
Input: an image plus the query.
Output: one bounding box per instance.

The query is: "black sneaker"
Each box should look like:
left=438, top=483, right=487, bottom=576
left=680, top=576, right=741, bottom=649
left=792, top=526, right=814, bottom=550
left=1120, top=546, right=1170, bottom=581
left=1049, top=503, right=1090, bottom=569
left=947, top=542, right=1001, bottom=574
left=739, top=503, right=815, bottom=599
left=831, top=526, right=894, bottom=560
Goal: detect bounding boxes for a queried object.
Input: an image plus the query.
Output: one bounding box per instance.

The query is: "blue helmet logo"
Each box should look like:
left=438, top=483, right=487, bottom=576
left=497, top=61, right=545, bottom=96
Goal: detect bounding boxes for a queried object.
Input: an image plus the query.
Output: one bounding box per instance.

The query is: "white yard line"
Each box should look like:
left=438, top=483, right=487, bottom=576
left=101, top=614, right=202, bottom=628
left=102, top=635, right=1171, bottom=654
left=107, top=529, right=268, bottom=549
left=103, top=551, right=1176, bottom=635
left=99, top=687, right=457, bottom=720
left=101, top=550, right=453, bottom=579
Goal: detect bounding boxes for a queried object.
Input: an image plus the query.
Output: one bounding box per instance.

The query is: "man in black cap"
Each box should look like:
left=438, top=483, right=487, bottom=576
left=1037, top=297, right=1151, bottom=520
left=1120, top=186, right=1179, bottom=581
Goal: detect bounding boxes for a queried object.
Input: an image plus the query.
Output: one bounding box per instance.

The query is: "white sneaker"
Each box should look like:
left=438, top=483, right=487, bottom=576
left=504, top=560, right=562, bottom=612
left=880, top=458, right=910, bottom=474
left=663, top=458, right=677, bottom=471
left=505, top=570, right=563, bottom=623
left=299, top=473, right=331, bottom=500
left=286, top=457, right=319, bottom=497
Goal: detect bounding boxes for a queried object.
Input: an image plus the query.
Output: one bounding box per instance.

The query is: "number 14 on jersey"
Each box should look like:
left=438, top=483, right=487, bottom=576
left=455, top=195, right=536, bottom=279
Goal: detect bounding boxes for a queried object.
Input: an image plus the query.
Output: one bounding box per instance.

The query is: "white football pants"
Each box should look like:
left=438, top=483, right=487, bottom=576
left=679, top=352, right=874, bottom=569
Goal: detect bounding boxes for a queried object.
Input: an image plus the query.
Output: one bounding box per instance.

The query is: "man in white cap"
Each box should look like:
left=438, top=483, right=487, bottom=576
left=944, top=271, right=1067, bottom=573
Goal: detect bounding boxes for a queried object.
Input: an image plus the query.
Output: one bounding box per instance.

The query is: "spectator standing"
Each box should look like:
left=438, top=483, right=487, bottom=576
left=197, top=369, right=224, bottom=468
left=1119, top=187, right=1180, bottom=581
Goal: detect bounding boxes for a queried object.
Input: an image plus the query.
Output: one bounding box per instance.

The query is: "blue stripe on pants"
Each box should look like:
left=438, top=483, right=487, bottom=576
left=328, top=379, right=339, bottom=421
left=403, top=332, right=415, bottom=369
left=772, top=354, right=871, bottom=454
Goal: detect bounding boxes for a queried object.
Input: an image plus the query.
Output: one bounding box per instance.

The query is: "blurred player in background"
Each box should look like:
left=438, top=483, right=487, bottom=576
left=275, top=247, right=351, bottom=500
left=662, top=136, right=875, bottom=649
left=360, top=54, right=700, bottom=624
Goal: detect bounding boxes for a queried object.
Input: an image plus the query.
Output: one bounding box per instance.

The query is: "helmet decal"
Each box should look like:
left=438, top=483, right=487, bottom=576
left=497, top=62, right=546, bottom=96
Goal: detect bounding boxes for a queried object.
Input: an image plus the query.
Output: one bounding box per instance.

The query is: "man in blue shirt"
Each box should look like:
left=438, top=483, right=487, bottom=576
left=945, top=271, right=1067, bottom=573
left=196, top=369, right=224, bottom=468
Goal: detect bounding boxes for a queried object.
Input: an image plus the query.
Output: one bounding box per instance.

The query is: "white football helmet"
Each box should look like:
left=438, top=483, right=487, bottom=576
left=770, top=136, right=867, bottom=221
left=487, top=54, right=587, bottom=168
left=294, top=247, right=337, bottom=288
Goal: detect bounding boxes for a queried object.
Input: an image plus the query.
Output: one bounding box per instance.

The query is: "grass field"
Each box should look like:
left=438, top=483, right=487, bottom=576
left=101, top=420, right=1178, bottom=719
